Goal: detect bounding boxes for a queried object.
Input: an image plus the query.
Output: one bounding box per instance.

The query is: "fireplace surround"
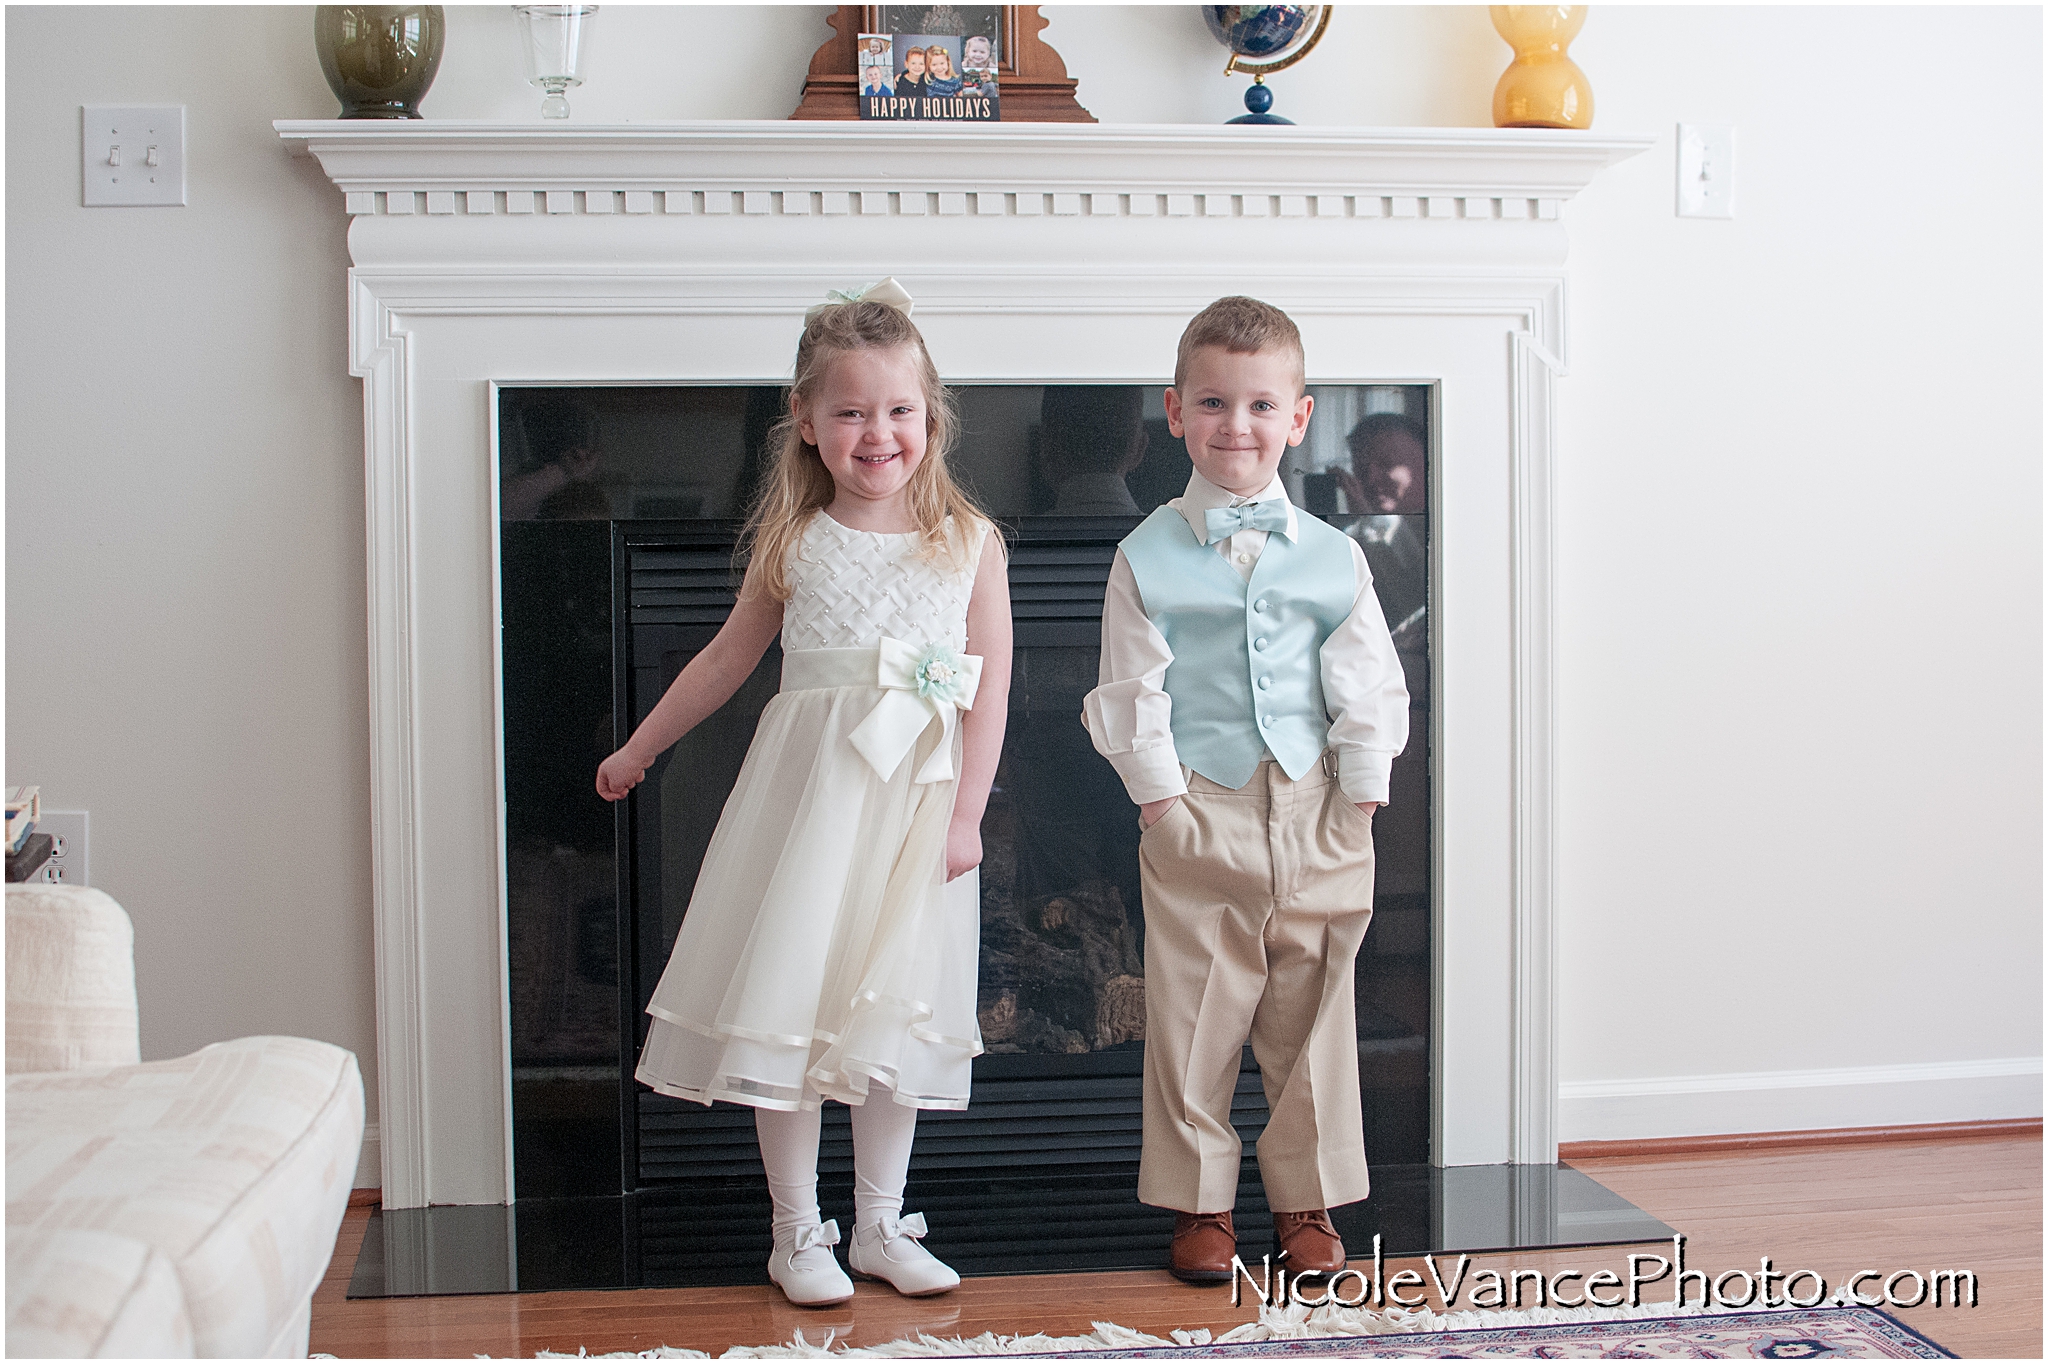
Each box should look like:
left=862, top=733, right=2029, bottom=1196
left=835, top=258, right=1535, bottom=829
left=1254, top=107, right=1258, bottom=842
left=278, top=119, right=1651, bottom=1211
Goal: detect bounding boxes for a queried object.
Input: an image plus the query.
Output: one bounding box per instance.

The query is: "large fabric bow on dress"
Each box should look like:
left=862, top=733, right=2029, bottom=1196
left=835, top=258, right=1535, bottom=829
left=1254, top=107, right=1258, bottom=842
left=848, top=638, right=983, bottom=784
left=1203, top=499, right=1292, bottom=541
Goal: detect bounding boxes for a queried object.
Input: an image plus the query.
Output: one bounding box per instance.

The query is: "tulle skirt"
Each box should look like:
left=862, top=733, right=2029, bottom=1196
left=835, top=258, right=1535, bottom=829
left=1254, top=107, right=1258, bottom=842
left=634, top=679, right=982, bottom=1112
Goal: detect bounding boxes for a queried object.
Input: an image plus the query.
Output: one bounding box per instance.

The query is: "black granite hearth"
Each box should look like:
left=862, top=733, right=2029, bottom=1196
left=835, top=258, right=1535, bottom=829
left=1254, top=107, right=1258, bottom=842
left=346, top=1162, right=1675, bottom=1298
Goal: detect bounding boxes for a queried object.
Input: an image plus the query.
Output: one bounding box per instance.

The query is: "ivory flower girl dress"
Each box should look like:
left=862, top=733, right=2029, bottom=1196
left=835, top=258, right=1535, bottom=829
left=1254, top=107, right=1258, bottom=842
left=636, top=511, right=989, bottom=1113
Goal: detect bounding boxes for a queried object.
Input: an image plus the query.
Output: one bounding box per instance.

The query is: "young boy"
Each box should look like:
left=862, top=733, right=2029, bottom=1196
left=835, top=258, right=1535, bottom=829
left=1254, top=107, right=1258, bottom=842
left=1082, top=297, right=1410, bottom=1282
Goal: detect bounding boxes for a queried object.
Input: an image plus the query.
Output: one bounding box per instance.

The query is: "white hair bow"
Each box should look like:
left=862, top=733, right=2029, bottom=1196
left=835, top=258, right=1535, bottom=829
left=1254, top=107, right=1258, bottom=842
left=805, top=276, right=915, bottom=320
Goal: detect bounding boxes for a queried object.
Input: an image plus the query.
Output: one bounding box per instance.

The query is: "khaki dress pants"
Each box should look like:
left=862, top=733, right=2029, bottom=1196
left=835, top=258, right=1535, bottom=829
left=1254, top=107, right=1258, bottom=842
left=1137, top=753, right=1376, bottom=1215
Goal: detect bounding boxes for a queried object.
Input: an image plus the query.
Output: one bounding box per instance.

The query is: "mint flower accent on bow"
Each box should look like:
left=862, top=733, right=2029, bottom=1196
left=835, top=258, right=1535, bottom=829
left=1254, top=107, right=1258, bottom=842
left=805, top=276, right=916, bottom=321
left=848, top=637, right=983, bottom=784
left=1203, top=499, right=1292, bottom=542
left=912, top=643, right=972, bottom=706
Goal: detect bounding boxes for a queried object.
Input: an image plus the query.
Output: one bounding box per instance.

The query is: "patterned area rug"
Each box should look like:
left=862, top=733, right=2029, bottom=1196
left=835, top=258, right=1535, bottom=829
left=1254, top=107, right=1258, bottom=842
left=537, top=1300, right=1954, bottom=1359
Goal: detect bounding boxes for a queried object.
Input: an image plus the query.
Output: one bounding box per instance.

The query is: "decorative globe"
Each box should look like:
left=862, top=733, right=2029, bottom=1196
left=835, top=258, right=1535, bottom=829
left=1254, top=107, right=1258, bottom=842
left=1202, top=5, right=1317, bottom=63
left=1200, top=5, right=1328, bottom=124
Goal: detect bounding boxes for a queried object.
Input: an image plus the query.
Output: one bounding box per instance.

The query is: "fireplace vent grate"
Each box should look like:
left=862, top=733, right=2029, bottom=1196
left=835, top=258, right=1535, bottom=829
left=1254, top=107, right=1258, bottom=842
left=629, top=544, right=739, bottom=625
left=636, top=1067, right=1274, bottom=1186
left=1008, top=542, right=1118, bottom=622
left=625, top=522, right=1131, bottom=631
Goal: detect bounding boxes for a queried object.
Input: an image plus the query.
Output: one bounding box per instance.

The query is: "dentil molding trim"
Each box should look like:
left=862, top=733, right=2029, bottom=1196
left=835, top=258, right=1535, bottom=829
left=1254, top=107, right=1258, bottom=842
left=277, top=120, right=1652, bottom=222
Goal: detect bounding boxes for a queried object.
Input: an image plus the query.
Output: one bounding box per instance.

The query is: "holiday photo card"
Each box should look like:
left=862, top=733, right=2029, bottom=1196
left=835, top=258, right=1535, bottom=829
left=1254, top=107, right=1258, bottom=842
left=858, top=28, right=1001, bottom=121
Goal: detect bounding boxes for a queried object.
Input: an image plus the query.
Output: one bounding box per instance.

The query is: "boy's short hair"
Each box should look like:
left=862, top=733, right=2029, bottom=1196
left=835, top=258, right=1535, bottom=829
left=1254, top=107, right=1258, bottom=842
left=1173, top=295, right=1306, bottom=392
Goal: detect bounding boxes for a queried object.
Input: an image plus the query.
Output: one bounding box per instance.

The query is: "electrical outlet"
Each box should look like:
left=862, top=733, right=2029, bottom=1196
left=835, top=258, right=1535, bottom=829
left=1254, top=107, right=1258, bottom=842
left=1676, top=122, right=1735, bottom=219
left=82, top=105, right=186, bottom=207
left=37, top=810, right=89, bottom=887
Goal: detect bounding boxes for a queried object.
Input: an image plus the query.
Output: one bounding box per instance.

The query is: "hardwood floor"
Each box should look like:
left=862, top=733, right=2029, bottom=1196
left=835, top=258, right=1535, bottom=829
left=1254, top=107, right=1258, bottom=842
left=311, top=1134, right=2041, bottom=1358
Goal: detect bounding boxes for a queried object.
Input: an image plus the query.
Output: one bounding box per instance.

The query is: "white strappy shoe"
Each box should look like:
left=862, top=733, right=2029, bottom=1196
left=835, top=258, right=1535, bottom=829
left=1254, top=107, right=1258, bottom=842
left=848, top=1212, right=960, bottom=1296
left=767, top=1219, right=855, bottom=1306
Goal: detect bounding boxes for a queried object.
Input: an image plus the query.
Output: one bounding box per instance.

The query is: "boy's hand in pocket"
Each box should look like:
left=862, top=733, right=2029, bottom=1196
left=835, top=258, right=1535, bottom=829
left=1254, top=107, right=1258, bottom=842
left=1139, top=796, right=1179, bottom=831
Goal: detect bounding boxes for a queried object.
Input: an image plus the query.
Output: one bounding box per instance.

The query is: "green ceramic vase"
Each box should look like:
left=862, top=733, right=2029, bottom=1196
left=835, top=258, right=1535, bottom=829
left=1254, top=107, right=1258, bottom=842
left=315, top=6, right=446, bottom=119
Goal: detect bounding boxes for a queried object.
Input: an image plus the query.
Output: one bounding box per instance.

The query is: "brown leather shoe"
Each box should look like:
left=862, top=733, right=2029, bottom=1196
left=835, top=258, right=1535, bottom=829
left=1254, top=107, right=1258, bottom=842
left=1169, top=1210, right=1237, bottom=1283
left=1273, top=1209, right=1346, bottom=1274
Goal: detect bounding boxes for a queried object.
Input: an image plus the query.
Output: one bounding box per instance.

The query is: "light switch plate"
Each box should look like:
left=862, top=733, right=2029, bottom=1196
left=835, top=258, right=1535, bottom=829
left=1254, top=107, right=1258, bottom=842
left=83, top=105, right=186, bottom=207
left=1676, top=123, right=1735, bottom=219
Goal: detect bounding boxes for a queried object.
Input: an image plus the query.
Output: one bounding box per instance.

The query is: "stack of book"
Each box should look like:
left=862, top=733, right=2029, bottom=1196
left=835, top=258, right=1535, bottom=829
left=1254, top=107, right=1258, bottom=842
left=5, top=787, right=51, bottom=882
left=6, top=786, right=39, bottom=856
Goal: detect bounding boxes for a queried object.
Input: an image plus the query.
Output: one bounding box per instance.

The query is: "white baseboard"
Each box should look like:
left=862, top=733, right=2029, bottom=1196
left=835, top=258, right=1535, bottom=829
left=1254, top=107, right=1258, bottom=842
left=1559, top=1057, right=2044, bottom=1144
left=356, top=1121, right=381, bottom=1190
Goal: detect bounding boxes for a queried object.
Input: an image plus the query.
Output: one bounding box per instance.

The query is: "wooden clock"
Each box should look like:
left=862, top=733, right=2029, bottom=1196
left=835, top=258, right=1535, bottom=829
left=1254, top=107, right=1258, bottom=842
left=792, top=5, right=1094, bottom=122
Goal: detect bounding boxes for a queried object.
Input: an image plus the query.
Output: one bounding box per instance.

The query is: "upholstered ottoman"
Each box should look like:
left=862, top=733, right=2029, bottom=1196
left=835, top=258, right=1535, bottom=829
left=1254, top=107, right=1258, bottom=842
left=5, top=886, right=364, bottom=1358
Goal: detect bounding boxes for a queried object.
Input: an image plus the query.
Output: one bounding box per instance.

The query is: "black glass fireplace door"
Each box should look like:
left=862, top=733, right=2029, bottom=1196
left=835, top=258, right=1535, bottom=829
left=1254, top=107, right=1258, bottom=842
left=499, top=381, right=1437, bottom=1257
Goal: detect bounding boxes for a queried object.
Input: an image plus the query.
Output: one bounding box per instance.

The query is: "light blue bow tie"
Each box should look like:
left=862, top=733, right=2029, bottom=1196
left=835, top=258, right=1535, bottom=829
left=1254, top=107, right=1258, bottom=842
left=1204, top=499, right=1291, bottom=542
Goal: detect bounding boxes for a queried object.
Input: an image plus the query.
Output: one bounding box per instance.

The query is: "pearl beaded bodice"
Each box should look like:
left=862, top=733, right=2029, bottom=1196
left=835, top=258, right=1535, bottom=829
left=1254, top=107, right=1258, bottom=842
left=780, top=514, right=986, bottom=653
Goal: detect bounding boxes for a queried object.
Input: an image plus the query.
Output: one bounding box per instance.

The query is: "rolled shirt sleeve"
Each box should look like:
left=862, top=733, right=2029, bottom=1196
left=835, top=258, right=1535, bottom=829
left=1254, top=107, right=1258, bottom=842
left=1321, top=537, right=1411, bottom=806
left=1082, top=551, right=1189, bottom=804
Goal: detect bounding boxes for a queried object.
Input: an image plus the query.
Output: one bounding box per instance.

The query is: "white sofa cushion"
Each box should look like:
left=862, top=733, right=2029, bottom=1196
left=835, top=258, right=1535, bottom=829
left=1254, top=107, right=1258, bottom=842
left=5, top=1229, right=194, bottom=1358
left=6, top=886, right=141, bottom=1074
left=7, top=1036, right=363, bottom=1358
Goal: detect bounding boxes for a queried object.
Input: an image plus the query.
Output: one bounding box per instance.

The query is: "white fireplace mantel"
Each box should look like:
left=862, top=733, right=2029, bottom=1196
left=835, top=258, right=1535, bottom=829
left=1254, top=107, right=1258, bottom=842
left=278, top=120, right=1641, bottom=221
left=280, top=120, right=1650, bottom=1209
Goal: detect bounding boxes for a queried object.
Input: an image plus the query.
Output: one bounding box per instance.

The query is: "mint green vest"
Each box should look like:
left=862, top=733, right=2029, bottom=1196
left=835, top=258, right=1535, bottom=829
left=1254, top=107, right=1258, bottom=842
left=1120, top=505, right=1357, bottom=790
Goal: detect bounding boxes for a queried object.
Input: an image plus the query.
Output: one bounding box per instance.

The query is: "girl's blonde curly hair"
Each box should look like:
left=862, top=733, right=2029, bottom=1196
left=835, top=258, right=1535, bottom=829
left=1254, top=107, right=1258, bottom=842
left=742, top=300, right=991, bottom=602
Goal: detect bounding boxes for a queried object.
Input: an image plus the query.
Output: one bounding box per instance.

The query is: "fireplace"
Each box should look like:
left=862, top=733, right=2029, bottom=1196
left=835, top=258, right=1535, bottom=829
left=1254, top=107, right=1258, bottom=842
left=278, top=119, right=1652, bottom=1217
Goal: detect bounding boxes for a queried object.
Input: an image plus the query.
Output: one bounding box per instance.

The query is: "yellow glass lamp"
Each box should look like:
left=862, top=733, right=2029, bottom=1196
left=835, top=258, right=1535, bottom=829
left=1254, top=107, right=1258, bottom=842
left=1490, top=6, right=1594, bottom=130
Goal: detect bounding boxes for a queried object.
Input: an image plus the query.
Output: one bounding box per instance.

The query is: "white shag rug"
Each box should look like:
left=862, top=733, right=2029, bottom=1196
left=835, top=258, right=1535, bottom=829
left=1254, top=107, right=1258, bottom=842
left=534, top=1294, right=1827, bottom=1358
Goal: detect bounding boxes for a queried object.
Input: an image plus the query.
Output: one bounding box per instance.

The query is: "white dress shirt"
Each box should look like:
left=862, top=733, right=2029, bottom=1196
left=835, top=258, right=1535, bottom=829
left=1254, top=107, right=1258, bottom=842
left=1082, top=470, right=1411, bottom=805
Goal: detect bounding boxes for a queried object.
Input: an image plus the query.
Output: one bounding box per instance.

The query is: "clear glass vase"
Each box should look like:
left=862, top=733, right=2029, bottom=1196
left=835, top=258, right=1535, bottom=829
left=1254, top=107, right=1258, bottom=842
left=514, top=5, right=596, bottom=120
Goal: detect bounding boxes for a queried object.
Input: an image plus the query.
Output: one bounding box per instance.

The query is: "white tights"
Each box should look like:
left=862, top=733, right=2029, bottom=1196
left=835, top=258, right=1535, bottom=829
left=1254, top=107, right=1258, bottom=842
left=754, top=1086, right=920, bottom=1239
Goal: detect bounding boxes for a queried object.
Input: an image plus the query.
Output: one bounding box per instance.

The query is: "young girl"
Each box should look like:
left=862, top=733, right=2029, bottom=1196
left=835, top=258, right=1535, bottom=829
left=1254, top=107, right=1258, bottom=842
left=925, top=45, right=964, bottom=98
left=596, top=283, right=1011, bottom=1308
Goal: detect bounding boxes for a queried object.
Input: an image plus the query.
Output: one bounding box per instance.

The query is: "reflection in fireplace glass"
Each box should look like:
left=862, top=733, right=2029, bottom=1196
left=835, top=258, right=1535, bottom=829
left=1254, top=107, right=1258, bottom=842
left=499, top=381, right=1433, bottom=1208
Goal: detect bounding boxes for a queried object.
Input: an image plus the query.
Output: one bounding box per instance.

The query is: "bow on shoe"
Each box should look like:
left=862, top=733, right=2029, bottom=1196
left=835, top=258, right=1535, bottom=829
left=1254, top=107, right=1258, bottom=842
left=848, top=639, right=983, bottom=784
left=862, top=1212, right=929, bottom=1244
left=792, top=1219, right=842, bottom=1252
left=1203, top=500, right=1291, bottom=541
left=806, top=277, right=916, bottom=320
